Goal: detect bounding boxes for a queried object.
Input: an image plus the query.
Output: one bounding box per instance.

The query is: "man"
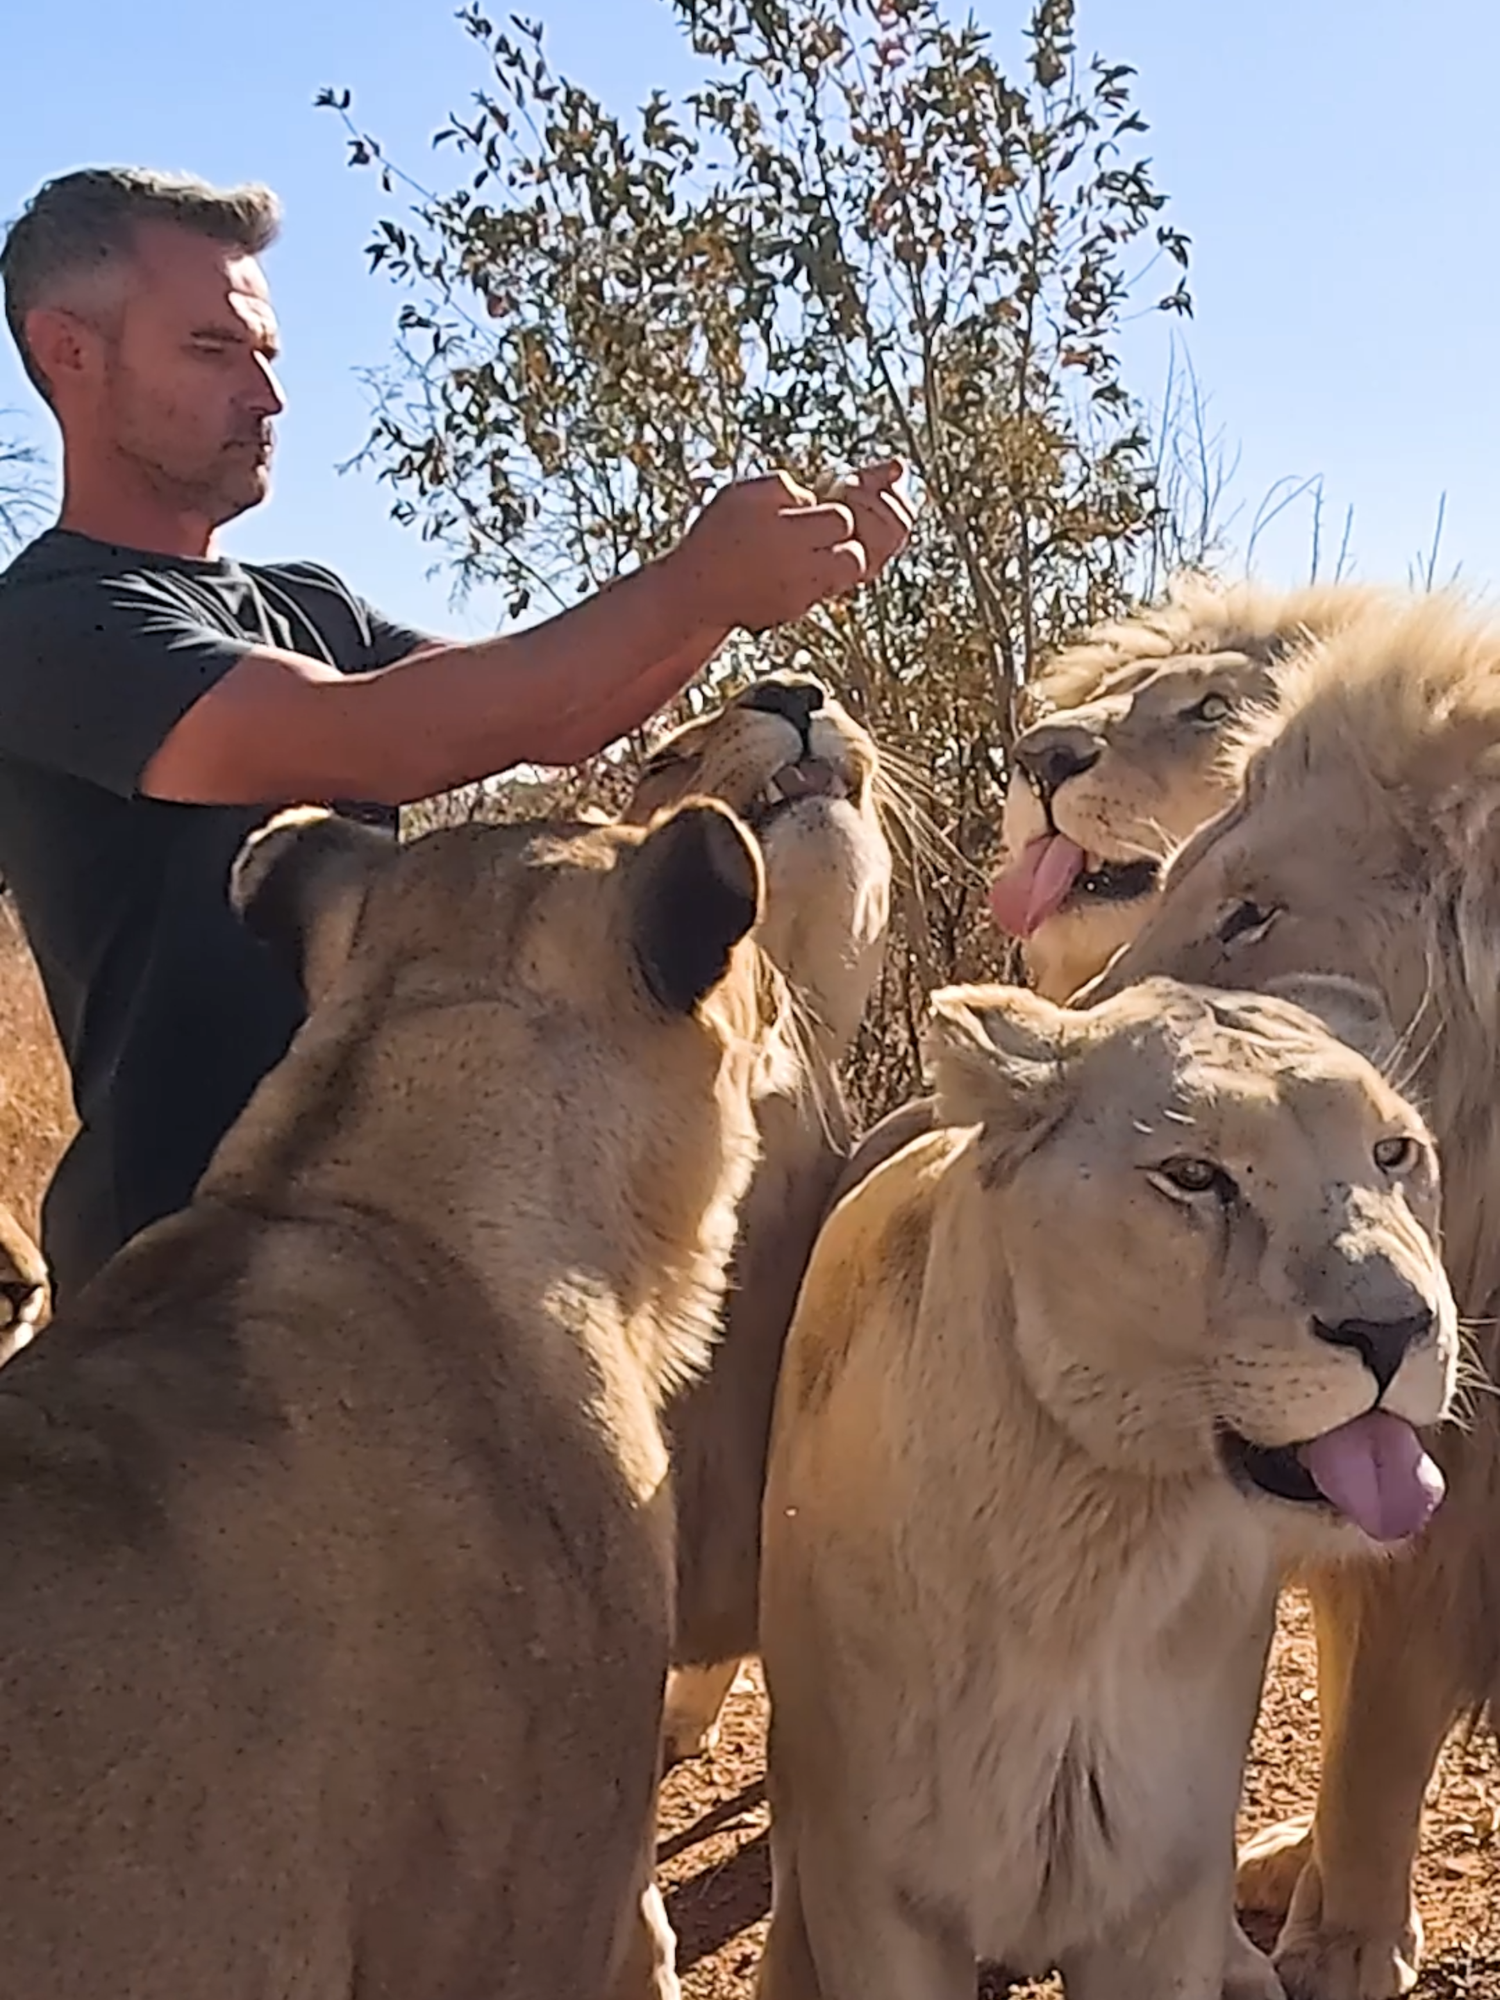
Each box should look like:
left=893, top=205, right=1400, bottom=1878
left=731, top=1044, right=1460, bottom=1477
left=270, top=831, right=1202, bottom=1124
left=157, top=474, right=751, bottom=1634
left=0, top=166, right=912, bottom=1305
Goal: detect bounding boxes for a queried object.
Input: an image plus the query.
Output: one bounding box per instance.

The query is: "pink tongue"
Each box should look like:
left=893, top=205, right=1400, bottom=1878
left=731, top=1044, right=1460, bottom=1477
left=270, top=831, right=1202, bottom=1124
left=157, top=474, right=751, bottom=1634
left=988, top=835, right=1086, bottom=938
left=1297, top=1410, right=1446, bottom=1543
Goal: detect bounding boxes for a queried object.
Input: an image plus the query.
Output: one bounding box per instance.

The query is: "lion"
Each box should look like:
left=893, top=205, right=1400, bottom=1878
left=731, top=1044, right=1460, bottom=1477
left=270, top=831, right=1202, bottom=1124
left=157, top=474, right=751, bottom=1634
left=832, top=578, right=1391, bottom=1255
left=754, top=975, right=1458, bottom=2000
left=622, top=673, right=892, bottom=1761
left=1082, top=589, right=1500, bottom=1998
left=988, top=575, right=1386, bottom=1002
left=0, top=793, right=783, bottom=2000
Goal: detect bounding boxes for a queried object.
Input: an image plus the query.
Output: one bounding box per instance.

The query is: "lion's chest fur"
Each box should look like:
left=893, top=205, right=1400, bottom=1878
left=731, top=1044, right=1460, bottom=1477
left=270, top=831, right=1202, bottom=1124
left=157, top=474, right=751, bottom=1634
left=912, top=1531, right=1280, bottom=1969
left=762, top=1171, right=1286, bottom=1974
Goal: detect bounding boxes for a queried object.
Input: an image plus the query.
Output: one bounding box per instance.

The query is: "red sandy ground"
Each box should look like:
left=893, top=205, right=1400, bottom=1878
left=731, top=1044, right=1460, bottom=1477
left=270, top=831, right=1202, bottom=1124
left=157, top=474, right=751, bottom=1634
left=657, top=1589, right=1500, bottom=1999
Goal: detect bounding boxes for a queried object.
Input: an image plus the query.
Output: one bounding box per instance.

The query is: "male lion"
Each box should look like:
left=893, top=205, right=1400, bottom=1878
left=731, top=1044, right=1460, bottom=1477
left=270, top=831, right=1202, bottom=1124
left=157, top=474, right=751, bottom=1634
left=756, top=976, right=1458, bottom=2000
left=0, top=794, right=781, bottom=2000
left=623, top=673, right=892, bottom=1761
left=835, top=579, right=1388, bottom=1225
left=988, top=575, right=1384, bottom=1001
left=1083, top=591, right=1500, bottom=1998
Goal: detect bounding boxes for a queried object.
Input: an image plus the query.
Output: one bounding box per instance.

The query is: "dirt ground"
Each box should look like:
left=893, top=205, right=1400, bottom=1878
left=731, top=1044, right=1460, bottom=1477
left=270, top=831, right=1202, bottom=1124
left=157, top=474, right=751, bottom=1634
left=657, top=1588, right=1500, bottom=1999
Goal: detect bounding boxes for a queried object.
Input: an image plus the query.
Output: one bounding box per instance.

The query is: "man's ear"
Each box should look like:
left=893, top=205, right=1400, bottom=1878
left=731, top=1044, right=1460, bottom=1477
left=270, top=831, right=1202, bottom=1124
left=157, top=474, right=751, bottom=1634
left=230, top=806, right=395, bottom=1008
left=923, top=983, right=1074, bottom=1177
left=630, top=799, right=766, bottom=1015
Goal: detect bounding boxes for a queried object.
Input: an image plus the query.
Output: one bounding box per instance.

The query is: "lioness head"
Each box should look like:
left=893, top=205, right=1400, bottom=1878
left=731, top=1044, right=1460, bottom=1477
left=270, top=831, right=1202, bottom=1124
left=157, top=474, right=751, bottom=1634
left=226, top=795, right=783, bottom=1397
left=989, top=577, right=1384, bottom=1001
left=926, top=975, right=1457, bottom=1548
left=624, top=675, right=891, bottom=1053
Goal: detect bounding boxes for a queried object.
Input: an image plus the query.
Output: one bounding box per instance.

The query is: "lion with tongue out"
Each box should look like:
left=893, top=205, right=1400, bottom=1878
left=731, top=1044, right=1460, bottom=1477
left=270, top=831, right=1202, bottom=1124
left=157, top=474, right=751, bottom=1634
left=756, top=971, right=1456, bottom=2000
left=989, top=576, right=1385, bottom=1002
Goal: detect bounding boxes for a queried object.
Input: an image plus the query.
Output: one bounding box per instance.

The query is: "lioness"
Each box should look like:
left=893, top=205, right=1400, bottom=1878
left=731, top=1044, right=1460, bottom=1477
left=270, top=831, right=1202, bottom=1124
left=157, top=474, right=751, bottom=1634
left=1083, top=590, right=1500, bottom=1998
left=0, top=794, right=779, bottom=2000
left=988, top=576, right=1384, bottom=1001
left=756, top=976, right=1458, bottom=2000
left=624, top=673, right=892, bottom=1761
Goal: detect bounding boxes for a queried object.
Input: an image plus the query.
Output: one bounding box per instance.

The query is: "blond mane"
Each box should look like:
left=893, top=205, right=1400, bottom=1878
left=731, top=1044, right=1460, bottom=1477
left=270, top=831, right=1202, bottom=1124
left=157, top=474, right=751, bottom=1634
left=1027, top=573, right=1389, bottom=719
left=1087, top=584, right=1500, bottom=1997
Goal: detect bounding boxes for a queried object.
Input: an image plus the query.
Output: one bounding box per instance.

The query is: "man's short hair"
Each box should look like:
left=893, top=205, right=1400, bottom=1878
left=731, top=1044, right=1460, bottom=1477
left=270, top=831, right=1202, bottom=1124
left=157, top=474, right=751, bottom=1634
left=0, top=167, right=282, bottom=405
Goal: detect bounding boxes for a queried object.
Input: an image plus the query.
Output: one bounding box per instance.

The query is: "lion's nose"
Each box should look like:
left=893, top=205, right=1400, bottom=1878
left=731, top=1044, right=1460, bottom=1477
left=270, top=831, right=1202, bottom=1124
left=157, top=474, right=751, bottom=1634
left=740, top=678, right=825, bottom=745
left=1014, top=725, right=1101, bottom=799
left=1311, top=1311, right=1434, bottom=1396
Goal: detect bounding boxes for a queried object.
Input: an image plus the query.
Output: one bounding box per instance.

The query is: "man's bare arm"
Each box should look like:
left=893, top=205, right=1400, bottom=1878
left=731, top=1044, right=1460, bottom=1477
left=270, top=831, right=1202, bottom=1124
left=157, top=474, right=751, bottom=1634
left=142, top=463, right=914, bottom=808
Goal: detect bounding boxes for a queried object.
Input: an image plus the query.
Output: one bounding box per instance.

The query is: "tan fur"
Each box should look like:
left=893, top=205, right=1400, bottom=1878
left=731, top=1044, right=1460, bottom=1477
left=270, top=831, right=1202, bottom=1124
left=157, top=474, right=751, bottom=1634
left=756, top=977, right=1458, bottom=2000
left=0, top=1196, right=47, bottom=1366
left=624, top=676, right=892, bottom=1759
left=0, top=795, right=782, bottom=2000
left=998, top=575, right=1386, bottom=1000
left=0, top=894, right=74, bottom=1236
left=1085, top=589, right=1500, bottom=1997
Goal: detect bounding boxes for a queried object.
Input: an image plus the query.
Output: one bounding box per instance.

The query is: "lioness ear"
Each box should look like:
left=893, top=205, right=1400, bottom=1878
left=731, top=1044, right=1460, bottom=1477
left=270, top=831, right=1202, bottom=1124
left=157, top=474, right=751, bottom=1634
left=632, top=799, right=766, bottom=1014
left=1259, top=972, right=1398, bottom=1072
left=923, top=984, right=1072, bottom=1171
left=231, top=806, right=395, bottom=1008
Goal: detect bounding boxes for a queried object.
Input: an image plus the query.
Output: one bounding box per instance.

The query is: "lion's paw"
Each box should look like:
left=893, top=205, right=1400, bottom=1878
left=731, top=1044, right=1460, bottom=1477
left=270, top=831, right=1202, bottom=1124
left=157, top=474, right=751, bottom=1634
left=1236, top=1817, right=1314, bottom=1919
left=661, top=1710, right=722, bottom=1766
left=1272, top=1922, right=1421, bottom=2000
left=661, top=1661, right=739, bottom=1766
left=1223, top=1920, right=1287, bottom=2000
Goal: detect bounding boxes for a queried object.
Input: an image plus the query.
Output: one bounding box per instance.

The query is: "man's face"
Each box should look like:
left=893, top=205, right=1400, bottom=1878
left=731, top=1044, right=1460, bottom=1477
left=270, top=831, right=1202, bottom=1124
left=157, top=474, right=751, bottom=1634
left=91, top=221, right=285, bottom=528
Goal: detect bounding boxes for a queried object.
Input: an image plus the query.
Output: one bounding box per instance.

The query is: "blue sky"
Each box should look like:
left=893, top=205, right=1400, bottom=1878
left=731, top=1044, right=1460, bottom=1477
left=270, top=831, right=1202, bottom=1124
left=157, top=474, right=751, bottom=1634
left=2, top=0, right=1495, bottom=635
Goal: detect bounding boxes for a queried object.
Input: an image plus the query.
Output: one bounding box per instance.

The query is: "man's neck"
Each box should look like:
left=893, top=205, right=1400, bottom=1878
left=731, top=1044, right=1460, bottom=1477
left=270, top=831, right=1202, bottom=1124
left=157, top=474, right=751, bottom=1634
left=57, top=455, right=220, bottom=561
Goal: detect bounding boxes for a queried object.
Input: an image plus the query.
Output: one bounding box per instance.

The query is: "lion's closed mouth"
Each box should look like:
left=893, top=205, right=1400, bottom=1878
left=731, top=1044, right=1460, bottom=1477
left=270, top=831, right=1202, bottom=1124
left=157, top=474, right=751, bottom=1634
left=745, top=757, right=849, bottom=833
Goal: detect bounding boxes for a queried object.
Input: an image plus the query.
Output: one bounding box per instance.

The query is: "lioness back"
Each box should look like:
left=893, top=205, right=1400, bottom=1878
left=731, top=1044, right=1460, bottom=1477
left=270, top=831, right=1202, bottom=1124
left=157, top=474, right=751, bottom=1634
left=0, top=797, right=774, bottom=2000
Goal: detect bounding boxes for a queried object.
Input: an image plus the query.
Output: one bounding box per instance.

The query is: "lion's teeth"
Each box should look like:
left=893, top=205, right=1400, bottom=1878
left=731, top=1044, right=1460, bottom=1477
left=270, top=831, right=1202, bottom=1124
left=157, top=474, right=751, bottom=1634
left=762, top=777, right=789, bottom=806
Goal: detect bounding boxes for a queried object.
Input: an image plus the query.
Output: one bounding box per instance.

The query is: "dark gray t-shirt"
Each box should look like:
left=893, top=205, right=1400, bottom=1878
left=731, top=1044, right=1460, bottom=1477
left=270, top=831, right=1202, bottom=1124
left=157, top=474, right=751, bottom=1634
left=0, top=526, right=431, bottom=1300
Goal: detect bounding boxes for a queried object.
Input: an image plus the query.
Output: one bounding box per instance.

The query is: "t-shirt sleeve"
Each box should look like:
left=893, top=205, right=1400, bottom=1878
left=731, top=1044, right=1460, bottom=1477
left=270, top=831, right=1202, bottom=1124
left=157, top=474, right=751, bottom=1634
left=0, top=573, right=257, bottom=799
left=358, top=598, right=436, bottom=671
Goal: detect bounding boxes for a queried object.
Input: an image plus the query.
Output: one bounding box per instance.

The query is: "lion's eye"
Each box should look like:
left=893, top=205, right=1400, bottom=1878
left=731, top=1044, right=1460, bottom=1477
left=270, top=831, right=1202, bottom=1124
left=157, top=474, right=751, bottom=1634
left=1374, top=1134, right=1421, bottom=1175
left=1217, top=899, right=1278, bottom=948
left=1187, top=691, right=1233, bottom=726
left=1153, top=1156, right=1234, bottom=1200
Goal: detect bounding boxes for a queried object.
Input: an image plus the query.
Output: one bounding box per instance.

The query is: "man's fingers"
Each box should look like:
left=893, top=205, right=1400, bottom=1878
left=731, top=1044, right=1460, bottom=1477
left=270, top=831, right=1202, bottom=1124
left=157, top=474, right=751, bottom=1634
left=770, top=468, right=819, bottom=510
left=843, top=487, right=915, bottom=547
left=806, top=540, right=870, bottom=603
left=789, top=500, right=859, bottom=550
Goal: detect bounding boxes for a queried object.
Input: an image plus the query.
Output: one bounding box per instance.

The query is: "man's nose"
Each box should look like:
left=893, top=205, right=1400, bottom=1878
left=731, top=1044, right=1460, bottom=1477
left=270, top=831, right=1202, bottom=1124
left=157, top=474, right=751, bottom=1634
left=249, top=354, right=286, bottom=417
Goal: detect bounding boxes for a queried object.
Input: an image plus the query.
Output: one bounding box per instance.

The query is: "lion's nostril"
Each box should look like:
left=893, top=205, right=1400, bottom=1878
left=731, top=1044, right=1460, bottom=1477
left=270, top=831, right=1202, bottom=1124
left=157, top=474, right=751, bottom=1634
left=1311, top=1311, right=1434, bottom=1397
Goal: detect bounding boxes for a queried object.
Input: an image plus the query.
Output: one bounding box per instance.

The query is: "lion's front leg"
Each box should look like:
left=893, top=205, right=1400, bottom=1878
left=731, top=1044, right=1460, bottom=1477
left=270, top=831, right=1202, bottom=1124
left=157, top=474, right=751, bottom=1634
left=662, top=1658, right=742, bottom=1764
left=1262, top=1561, right=1465, bottom=2000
